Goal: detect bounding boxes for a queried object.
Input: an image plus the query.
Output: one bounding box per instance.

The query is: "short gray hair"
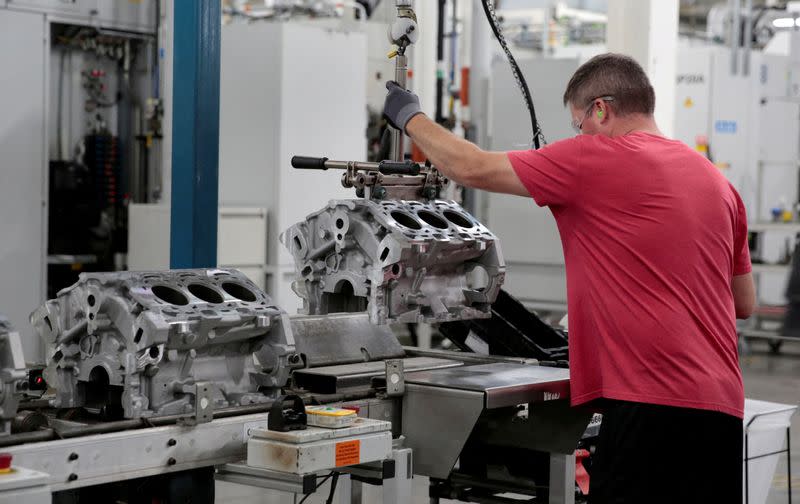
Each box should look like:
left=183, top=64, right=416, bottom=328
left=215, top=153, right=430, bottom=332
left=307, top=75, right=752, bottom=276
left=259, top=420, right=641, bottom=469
left=563, top=53, right=655, bottom=115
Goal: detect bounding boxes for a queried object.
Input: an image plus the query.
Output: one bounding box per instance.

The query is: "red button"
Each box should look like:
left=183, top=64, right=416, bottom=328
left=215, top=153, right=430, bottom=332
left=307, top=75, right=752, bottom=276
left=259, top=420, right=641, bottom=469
left=0, top=453, right=12, bottom=471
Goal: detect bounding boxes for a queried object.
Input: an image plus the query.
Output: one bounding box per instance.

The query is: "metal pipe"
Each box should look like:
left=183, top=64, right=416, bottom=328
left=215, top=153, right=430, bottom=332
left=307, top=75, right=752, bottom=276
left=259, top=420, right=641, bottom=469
left=391, top=53, right=408, bottom=162
left=323, top=160, right=383, bottom=171
left=788, top=426, right=792, bottom=504
left=449, top=0, right=458, bottom=120
left=0, top=429, right=55, bottom=448
left=119, top=39, right=133, bottom=203
left=54, top=320, right=88, bottom=346
left=18, top=399, right=51, bottom=410
left=402, top=346, right=535, bottom=364
left=58, top=418, right=148, bottom=438
left=308, top=240, right=337, bottom=261
left=730, top=0, right=741, bottom=75
left=743, top=0, right=753, bottom=76
left=212, top=402, right=273, bottom=418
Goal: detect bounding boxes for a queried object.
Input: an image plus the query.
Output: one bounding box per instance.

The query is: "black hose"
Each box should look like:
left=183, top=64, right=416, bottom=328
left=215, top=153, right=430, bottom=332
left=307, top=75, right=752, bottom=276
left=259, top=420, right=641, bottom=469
left=57, top=49, right=66, bottom=160
left=325, top=473, right=341, bottom=504
left=480, top=0, right=544, bottom=149
left=435, top=0, right=446, bottom=124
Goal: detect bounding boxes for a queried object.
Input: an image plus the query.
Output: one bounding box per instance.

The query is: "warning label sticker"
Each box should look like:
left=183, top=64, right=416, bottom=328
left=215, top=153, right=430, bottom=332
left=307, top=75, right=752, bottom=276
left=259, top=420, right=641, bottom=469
left=335, top=440, right=361, bottom=467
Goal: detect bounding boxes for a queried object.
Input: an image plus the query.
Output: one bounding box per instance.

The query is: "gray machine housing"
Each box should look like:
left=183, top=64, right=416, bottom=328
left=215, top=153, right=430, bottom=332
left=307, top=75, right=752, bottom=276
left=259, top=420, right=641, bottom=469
left=282, top=199, right=505, bottom=324
left=0, top=316, right=27, bottom=435
left=31, top=269, right=300, bottom=420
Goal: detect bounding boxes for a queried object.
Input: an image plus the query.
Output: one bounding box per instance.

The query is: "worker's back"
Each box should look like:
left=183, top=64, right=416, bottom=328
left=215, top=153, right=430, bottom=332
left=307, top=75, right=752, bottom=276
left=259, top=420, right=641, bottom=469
left=509, top=131, right=748, bottom=418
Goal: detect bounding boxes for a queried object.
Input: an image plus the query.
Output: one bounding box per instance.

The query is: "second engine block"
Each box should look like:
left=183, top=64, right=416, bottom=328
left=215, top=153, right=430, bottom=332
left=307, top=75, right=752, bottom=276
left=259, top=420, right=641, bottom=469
left=282, top=199, right=505, bottom=324
left=31, top=269, right=299, bottom=421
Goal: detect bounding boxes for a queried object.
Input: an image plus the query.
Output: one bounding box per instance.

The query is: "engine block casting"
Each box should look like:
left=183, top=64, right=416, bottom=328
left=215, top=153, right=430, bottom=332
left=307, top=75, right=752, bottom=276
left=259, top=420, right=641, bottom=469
left=282, top=199, right=505, bottom=324
left=31, top=269, right=299, bottom=421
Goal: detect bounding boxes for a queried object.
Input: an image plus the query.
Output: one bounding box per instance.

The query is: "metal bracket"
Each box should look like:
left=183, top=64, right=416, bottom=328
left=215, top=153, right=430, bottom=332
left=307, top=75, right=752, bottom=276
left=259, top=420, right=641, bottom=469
left=336, top=458, right=396, bottom=485
left=385, top=359, right=405, bottom=397
left=215, top=463, right=319, bottom=494
left=179, top=381, right=213, bottom=426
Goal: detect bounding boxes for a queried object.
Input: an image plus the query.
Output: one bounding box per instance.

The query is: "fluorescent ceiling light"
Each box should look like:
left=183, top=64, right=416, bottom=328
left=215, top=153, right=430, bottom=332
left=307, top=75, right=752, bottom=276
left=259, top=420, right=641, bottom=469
left=772, top=17, right=797, bottom=28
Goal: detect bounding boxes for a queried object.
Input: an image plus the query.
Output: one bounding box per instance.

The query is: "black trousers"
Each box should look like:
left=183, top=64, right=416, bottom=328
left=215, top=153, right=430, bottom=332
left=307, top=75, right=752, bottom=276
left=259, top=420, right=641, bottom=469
left=589, top=400, right=743, bottom=504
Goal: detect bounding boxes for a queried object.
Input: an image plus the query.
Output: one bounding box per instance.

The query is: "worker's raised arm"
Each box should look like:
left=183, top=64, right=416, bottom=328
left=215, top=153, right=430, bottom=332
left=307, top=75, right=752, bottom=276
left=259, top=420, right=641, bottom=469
left=404, top=115, right=528, bottom=196
left=382, top=81, right=528, bottom=196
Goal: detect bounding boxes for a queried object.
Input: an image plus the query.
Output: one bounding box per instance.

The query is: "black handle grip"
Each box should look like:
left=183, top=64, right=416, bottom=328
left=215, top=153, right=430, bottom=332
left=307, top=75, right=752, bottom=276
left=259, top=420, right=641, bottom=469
left=291, top=156, right=329, bottom=170
left=268, top=394, right=307, bottom=432
left=378, top=160, right=420, bottom=176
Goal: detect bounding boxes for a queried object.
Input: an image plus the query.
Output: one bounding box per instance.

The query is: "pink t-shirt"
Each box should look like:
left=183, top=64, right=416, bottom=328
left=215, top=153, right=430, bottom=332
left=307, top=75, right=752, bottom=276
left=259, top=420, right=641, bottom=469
left=508, top=132, right=750, bottom=419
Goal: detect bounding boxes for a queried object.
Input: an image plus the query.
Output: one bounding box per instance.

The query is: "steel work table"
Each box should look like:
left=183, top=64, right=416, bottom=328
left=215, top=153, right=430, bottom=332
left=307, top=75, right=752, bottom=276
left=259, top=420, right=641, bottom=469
left=404, top=362, right=571, bottom=408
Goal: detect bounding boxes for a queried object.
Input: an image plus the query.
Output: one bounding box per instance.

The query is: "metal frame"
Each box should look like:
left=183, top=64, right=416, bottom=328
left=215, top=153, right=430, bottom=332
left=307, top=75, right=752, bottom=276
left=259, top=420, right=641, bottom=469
left=170, top=0, right=221, bottom=268
left=744, top=408, right=795, bottom=504
left=216, top=463, right=320, bottom=494
left=216, top=446, right=413, bottom=504
left=2, top=412, right=269, bottom=492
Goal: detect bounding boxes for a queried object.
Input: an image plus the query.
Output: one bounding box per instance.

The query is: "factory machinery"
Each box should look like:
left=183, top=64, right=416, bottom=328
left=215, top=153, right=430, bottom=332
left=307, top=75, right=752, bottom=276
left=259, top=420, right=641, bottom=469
left=0, top=140, right=587, bottom=503
left=0, top=149, right=586, bottom=504
left=0, top=2, right=592, bottom=504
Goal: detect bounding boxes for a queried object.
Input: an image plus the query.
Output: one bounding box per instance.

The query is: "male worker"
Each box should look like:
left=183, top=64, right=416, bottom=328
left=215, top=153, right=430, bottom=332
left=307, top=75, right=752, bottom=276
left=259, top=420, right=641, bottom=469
left=383, top=53, right=754, bottom=503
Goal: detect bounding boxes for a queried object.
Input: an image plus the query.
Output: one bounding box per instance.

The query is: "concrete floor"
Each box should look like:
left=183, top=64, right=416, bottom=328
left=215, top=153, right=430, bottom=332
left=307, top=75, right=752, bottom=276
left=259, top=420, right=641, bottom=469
left=218, top=340, right=800, bottom=503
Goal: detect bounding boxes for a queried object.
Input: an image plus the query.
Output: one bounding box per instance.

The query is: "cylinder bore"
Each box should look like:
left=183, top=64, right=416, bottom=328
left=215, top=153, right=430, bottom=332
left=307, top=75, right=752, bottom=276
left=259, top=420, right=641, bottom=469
left=390, top=211, right=422, bottom=230
left=151, top=285, right=189, bottom=306
left=222, top=282, right=258, bottom=302
left=417, top=210, right=449, bottom=229
left=188, top=284, right=224, bottom=304
left=443, top=210, right=475, bottom=228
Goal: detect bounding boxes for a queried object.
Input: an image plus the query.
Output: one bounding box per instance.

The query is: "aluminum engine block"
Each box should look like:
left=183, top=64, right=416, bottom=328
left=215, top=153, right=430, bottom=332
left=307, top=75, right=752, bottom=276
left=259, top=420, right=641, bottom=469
left=31, top=269, right=299, bottom=420
left=0, top=317, right=26, bottom=435
left=282, top=199, right=505, bottom=324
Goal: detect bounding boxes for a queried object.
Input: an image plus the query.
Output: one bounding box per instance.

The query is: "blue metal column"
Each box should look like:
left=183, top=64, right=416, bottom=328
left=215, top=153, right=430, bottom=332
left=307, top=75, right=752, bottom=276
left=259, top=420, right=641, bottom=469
left=170, top=0, right=221, bottom=268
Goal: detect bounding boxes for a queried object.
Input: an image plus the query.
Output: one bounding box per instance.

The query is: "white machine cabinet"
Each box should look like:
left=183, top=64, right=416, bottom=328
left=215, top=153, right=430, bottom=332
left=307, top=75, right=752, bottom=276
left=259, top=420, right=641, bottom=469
left=3, top=0, right=156, bottom=32
left=0, top=8, right=47, bottom=362
left=674, top=44, right=800, bottom=310
left=486, top=57, right=581, bottom=311
left=219, top=21, right=367, bottom=314
left=127, top=204, right=269, bottom=290
left=0, top=466, right=50, bottom=504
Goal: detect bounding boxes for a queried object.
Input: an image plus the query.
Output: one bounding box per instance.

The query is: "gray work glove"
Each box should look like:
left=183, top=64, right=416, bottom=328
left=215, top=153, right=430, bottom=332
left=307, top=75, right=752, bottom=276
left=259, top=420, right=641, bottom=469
left=383, top=81, right=424, bottom=134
